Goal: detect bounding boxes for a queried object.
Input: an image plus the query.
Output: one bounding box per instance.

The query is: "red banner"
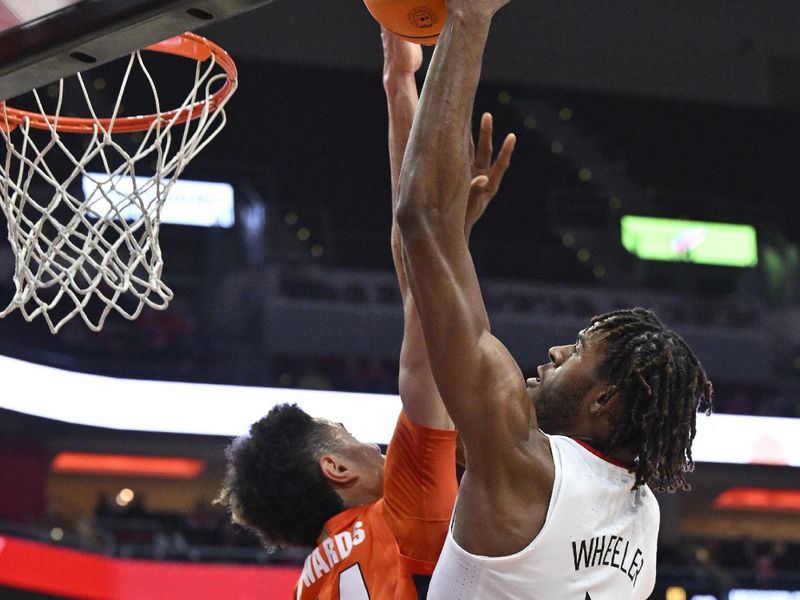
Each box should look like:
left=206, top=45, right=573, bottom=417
left=0, top=536, right=301, bottom=599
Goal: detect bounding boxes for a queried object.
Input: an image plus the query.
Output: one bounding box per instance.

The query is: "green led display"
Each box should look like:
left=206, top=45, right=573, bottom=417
left=620, top=215, right=758, bottom=267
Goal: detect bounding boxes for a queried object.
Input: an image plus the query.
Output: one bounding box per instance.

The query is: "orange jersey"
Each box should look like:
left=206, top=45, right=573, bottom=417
left=293, top=411, right=457, bottom=600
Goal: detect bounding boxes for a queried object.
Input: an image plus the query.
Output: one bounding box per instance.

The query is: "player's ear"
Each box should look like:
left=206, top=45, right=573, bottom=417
left=319, top=454, right=359, bottom=486
left=589, top=385, right=617, bottom=416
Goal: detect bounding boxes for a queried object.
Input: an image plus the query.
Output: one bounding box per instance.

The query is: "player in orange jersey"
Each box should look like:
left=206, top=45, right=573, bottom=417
left=216, top=29, right=513, bottom=600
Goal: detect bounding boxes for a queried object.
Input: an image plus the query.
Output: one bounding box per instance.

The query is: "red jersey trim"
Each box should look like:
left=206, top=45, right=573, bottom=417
left=571, top=438, right=631, bottom=470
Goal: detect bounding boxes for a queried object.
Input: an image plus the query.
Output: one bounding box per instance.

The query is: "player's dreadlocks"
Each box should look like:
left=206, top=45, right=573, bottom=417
left=590, top=308, right=713, bottom=492
left=216, top=403, right=345, bottom=548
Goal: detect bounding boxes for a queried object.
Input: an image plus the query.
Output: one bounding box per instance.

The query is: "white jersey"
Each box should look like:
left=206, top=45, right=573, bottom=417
left=428, top=435, right=659, bottom=600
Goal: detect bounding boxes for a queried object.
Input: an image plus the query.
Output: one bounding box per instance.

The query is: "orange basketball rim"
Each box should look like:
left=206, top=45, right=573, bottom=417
left=0, top=32, right=237, bottom=134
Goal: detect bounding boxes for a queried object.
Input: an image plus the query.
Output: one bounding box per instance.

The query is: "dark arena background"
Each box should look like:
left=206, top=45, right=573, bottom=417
left=1, top=1, right=800, bottom=599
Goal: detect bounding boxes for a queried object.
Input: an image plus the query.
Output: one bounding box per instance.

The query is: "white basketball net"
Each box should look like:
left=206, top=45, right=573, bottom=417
left=0, top=39, right=235, bottom=333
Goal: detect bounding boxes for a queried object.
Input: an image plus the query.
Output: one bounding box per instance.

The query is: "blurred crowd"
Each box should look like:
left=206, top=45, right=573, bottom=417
left=0, top=259, right=796, bottom=418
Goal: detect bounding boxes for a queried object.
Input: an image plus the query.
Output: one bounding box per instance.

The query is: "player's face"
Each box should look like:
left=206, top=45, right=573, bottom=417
left=526, top=327, right=607, bottom=435
left=321, top=420, right=386, bottom=493
left=330, top=422, right=385, bottom=464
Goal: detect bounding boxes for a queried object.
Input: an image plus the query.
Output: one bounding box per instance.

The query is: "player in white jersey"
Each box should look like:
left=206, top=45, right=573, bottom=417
left=395, top=1, right=714, bottom=598
left=215, top=27, right=515, bottom=600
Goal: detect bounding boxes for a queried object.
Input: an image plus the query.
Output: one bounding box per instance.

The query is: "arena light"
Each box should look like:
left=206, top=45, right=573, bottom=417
left=51, top=452, right=205, bottom=479
left=666, top=587, right=687, bottom=600
left=729, top=591, right=800, bottom=600
left=713, top=488, right=800, bottom=513
left=0, top=354, right=799, bottom=465
left=621, top=215, right=757, bottom=267
left=689, top=413, right=800, bottom=467
left=0, top=354, right=399, bottom=444
left=82, top=173, right=235, bottom=228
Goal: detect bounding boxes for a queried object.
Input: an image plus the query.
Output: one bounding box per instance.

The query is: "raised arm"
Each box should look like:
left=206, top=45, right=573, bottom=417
left=395, top=3, right=529, bottom=465
left=385, top=29, right=513, bottom=429
left=384, top=29, right=450, bottom=429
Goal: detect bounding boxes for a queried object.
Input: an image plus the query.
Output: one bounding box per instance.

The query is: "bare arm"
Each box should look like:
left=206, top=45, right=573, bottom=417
left=395, top=2, right=557, bottom=556
left=396, top=2, right=527, bottom=463
left=384, top=29, right=452, bottom=429
left=385, top=30, right=514, bottom=430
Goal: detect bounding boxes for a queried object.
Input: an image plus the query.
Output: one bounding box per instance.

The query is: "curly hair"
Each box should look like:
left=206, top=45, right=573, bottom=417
left=589, top=308, right=713, bottom=492
left=215, top=403, right=344, bottom=548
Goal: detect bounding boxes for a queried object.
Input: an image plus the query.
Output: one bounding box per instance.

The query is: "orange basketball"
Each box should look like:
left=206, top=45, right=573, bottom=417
left=364, top=0, right=446, bottom=45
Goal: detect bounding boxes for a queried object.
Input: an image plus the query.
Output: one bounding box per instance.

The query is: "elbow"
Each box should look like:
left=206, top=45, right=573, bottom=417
left=397, top=196, right=442, bottom=249
left=396, top=167, right=436, bottom=238
left=395, top=193, right=421, bottom=238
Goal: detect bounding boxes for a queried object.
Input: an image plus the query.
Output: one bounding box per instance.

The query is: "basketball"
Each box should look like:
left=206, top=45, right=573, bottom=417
left=364, top=0, right=446, bottom=45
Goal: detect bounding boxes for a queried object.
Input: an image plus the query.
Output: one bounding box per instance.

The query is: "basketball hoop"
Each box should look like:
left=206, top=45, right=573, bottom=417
left=0, top=33, right=237, bottom=333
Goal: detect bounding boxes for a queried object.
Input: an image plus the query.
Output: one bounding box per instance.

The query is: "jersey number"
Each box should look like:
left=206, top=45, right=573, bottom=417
left=338, top=563, right=370, bottom=599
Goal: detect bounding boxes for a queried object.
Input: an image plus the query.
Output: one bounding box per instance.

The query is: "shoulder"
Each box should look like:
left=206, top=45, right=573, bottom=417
left=637, top=484, right=661, bottom=519
left=384, top=410, right=457, bottom=487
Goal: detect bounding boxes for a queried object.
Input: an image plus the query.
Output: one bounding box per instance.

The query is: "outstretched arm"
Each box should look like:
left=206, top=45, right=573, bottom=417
left=385, top=30, right=514, bottom=429
left=384, top=28, right=450, bottom=429
left=395, top=1, right=557, bottom=557
left=396, top=1, right=527, bottom=464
